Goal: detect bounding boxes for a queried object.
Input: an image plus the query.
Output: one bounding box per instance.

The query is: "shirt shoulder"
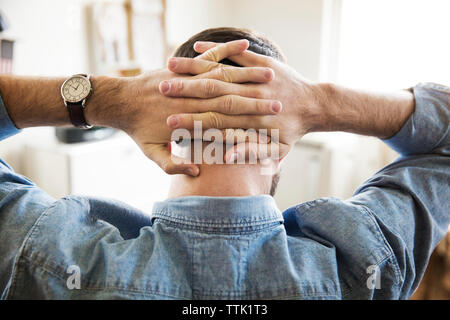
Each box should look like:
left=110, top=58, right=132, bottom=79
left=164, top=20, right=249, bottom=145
left=282, top=197, right=402, bottom=298
left=3, top=195, right=155, bottom=299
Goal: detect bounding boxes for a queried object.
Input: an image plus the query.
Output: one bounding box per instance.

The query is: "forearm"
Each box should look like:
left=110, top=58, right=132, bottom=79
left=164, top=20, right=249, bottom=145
left=349, top=84, right=450, bottom=296
left=313, top=83, right=415, bottom=139
left=0, top=75, right=126, bottom=129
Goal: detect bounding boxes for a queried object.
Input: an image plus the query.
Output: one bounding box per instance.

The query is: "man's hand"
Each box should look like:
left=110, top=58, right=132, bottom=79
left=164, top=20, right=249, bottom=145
left=164, top=41, right=415, bottom=162
left=86, top=40, right=282, bottom=176
left=162, top=41, right=321, bottom=162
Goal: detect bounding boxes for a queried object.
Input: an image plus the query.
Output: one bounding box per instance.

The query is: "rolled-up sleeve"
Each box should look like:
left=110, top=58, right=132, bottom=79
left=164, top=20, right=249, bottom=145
left=350, top=83, right=450, bottom=299
left=384, top=83, right=449, bottom=155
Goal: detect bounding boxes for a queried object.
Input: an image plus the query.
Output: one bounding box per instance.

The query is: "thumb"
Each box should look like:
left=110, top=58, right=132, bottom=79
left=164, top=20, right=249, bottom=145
left=145, top=143, right=200, bottom=177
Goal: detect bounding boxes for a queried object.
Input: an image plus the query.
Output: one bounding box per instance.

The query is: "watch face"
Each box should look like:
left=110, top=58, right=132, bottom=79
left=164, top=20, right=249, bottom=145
left=61, top=76, right=91, bottom=103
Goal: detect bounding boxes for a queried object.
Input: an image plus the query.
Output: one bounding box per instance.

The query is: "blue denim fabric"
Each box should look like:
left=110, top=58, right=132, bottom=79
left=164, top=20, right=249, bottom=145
left=0, top=83, right=448, bottom=299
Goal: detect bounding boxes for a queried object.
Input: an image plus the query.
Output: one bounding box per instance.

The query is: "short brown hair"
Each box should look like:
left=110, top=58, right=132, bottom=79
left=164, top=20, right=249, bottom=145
left=173, top=27, right=286, bottom=65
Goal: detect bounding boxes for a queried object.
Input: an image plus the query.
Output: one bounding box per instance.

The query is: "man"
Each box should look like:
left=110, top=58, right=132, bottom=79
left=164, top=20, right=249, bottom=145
left=0, top=27, right=449, bottom=299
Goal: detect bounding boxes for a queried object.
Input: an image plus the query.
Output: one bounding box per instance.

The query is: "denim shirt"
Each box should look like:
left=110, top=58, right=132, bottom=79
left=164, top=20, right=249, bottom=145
left=0, top=83, right=448, bottom=300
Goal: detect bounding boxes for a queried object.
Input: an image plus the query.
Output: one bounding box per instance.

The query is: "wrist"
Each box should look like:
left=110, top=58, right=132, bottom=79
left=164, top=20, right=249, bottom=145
left=302, top=82, right=335, bottom=134
left=85, top=75, right=128, bottom=129
left=315, top=82, right=345, bottom=132
left=311, top=82, right=378, bottom=135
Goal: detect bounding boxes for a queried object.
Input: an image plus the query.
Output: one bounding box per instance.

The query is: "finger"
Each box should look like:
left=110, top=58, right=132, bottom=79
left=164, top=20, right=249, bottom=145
left=222, top=128, right=270, bottom=144
left=160, top=78, right=273, bottom=98
left=224, top=142, right=291, bottom=163
left=145, top=143, right=200, bottom=177
left=196, top=39, right=249, bottom=62
left=166, top=98, right=281, bottom=127
left=167, top=112, right=274, bottom=130
left=193, top=41, right=218, bottom=53
left=167, top=57, right=219, bottom=75
left=201, top=128, right=271, bottom=144
left=167, top=57, right=274, bottom=82
left=194, top=41, right=272, bottom=67
left=192, top=66, right=274, bottom=83
left=228, top=50, right=273, bottom=67
left=173, top=128, right=270, bottom=145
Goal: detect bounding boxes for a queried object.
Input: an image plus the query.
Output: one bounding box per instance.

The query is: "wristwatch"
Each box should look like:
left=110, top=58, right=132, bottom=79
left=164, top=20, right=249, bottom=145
left=61, top=74, right=93, bottom=129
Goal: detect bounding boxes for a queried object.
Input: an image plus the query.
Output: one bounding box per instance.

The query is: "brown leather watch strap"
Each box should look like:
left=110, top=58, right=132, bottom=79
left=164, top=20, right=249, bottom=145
left=66, top=102, right=92, bottom=129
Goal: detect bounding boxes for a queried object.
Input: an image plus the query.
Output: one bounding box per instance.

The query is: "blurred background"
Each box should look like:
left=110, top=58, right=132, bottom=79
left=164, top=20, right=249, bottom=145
left=0, top=0, right=449, bottom=298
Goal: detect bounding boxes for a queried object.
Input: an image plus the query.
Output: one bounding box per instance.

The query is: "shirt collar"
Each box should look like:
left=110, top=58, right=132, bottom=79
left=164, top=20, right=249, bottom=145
left=151, top=195, right=283, bottom=228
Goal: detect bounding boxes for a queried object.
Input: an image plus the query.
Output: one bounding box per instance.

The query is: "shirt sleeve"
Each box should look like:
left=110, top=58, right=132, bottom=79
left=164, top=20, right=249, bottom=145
left=349, top=82, right=450, bottom=299
left=0, top=95, right=21, bottom=141
left=0, top=95, right=55, bottom=296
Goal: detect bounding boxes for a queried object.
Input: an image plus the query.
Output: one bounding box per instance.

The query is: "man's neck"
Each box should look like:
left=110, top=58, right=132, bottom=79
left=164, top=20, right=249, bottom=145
left=168, top=164, right=273, bottom=198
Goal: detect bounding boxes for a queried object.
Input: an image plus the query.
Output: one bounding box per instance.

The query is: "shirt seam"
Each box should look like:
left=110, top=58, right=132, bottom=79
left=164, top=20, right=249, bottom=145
left=17, top=255, right=193, bottom=300
left=151, top=211, right=283, bottom=227
left=193, top=287, right=341, bottom=299
left=153, top=219, right=283, bottom=235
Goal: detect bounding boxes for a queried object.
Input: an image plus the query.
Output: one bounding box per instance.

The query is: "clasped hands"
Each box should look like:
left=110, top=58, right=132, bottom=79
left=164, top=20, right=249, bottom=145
left=120, top=40, right=320, bottom=176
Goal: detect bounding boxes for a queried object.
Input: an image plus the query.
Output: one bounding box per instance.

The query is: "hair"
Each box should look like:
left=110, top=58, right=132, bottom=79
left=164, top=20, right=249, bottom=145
left=173, top=27, right=285, bottom=196
left=173, top=27, right=286, bottom=64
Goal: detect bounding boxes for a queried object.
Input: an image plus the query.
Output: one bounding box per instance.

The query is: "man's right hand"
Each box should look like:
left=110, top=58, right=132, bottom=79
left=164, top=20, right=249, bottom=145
left=164, top=41, right=415, bottom=163
left=162, top=41, right=323, bottom=162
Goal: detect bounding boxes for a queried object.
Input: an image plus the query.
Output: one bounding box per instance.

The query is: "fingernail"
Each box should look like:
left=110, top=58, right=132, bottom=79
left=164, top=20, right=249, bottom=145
left=239, top=39, right=249, bottom=48
left=160, top=81, right=171, bottom=94
left=271, top=101, right=281, bottom=113
left=169, top=58, right=177, bottom=69
left=264, top=68, right=273, bottom=80
left=167, top=116, right=178, bottom=128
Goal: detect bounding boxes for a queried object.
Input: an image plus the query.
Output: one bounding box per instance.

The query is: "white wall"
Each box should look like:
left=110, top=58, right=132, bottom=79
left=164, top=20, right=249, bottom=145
left=166, top=0, right=326, bottom=80
left=165, top=0, right=232, bottom=47
left=0, top=0, right=94, bottom=76
left=338, top=0, right=450, bottom=89
left=1, top=0, right=327, bottom=88
left=227, top=0, right=325, bottom=81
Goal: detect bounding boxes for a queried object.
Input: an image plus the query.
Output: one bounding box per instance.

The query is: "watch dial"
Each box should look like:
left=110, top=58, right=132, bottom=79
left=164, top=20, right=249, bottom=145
left=62, top=76, right=91, bottom=103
